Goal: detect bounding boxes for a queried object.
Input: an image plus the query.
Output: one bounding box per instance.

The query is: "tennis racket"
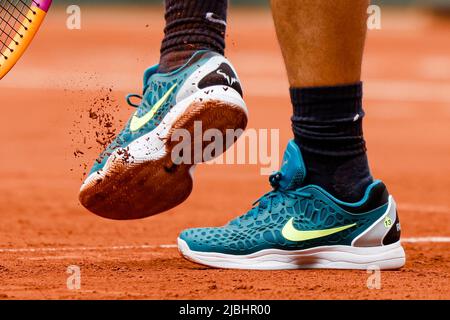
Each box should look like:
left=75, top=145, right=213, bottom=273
left=0, top=0, right=52, bottom=80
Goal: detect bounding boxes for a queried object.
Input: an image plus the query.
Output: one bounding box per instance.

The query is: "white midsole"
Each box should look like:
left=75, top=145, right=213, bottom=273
left=177, top=238, right=406, bottom=270
left=81, top=86, right=246, bottom=191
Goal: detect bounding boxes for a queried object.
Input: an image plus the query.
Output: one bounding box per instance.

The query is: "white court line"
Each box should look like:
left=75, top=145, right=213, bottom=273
left=243, top=79, right=450, bottom=104
left=0, top=237, right=449, bottom=254
left=398, top=204, right=449, bottom=214
left=401, top=237, right=450, bottom=243
left=0, top=244, right=177, bottom=253
left=1, top=70, right=450, bottom=104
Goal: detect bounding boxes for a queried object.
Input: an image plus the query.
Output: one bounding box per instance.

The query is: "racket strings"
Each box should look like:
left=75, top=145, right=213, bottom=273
left=0, top=14, right=26, bottom=46
left=0, top=0, right=34, bottom=61
left=21, top=0, right=37, bottom=13
left=1, top=4, right=30, bottom=31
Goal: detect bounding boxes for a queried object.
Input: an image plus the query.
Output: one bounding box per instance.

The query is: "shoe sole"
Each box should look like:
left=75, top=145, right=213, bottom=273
left=178, top=238, right=406, bottom=270
left=79, top=88, right=247, bottom=220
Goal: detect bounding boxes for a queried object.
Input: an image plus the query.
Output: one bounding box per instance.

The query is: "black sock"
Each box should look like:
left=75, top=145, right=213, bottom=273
left=159, top=0, right=228, bottom=73
left=290, top=82, right=373, bottom=202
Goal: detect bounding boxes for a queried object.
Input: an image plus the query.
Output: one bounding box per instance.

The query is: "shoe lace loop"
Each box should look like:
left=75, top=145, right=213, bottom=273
left=126, top=93, right=143, bottom=108
left=231, top=172, right=312, bottom=225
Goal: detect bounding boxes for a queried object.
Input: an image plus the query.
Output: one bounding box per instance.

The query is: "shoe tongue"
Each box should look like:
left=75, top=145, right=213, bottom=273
left=277, top=140, right=307, bottom=190
left=142, top=65, right=159, bottom=93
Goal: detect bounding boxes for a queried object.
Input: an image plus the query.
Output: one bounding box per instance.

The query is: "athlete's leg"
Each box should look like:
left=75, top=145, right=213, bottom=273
left=178, top=1, right=405, bottom=270
left=271, top=0, right=367, bottom=87
left=158, top=0, right=228, bottom=72
left=79, top=0, right=247, bottom=219
left=271, top=0, right=372, bottom=202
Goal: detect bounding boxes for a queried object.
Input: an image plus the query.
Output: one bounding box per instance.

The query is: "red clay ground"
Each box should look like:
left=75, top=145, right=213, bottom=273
left=0, top=7, right=449, bottom=299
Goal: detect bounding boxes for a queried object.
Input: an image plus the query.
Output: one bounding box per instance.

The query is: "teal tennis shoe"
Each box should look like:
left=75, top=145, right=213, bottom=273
left=79, top=51, right=247, bottom=220
left=178, top=140, right=405, bottom=270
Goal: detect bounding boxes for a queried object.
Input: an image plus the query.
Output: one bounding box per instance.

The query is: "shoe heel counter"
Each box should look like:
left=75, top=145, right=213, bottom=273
left=382, top=204, right=401, bottom=245
left=197, top=56, right=243, bottom=97
left=353, top=196, right=401, bottom=247
left=177, top=53, right=244, bottom=102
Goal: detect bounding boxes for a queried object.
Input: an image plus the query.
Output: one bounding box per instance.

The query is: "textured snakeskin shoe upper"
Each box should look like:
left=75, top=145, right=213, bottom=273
left=179, top=140, right=393, bottom=255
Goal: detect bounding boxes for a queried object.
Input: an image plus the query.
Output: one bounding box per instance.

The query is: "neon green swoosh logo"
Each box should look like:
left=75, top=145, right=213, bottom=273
left=129, top=83, right=177, bottom=132
left=281, top=218, right=356, bottom=242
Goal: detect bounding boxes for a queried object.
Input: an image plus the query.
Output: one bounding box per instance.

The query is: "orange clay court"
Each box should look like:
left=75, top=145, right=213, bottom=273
left=0, top=6, right=449, bottom=299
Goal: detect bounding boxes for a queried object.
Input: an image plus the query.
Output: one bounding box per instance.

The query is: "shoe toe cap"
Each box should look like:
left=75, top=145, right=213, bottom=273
left=179, top=227, right=225, bottom=252
left=179, top=226, right=258, bottom=255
